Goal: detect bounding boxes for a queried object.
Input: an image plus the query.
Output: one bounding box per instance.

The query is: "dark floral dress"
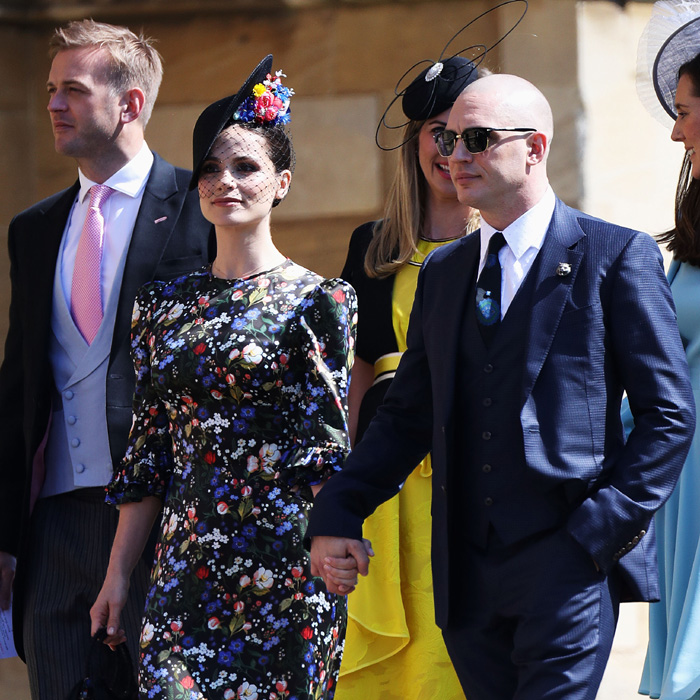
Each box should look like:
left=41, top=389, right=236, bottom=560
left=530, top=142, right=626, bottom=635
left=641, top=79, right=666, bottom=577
left=107, top=260, right=357, bottom=700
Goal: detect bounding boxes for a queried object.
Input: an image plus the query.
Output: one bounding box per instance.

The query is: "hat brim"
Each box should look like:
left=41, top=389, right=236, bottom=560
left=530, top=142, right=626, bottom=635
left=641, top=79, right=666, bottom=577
left=189, top=54, right=274, bottom=189
left=653, top=18, right=700, bottom=120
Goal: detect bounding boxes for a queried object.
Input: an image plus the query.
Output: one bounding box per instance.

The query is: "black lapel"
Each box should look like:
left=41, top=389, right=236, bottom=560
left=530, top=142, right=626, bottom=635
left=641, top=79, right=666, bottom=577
left=29, top=183, right=80, bottom=360
left=431, top=232, right=481, bottom=424
left=111, top=153, right=183, bottom=347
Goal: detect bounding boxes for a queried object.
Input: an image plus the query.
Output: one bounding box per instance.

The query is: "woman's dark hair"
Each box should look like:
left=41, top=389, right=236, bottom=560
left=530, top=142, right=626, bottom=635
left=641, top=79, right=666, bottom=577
left=659, top=54, right=700, bottom=265
left=238, top=122, right=294, bottom=207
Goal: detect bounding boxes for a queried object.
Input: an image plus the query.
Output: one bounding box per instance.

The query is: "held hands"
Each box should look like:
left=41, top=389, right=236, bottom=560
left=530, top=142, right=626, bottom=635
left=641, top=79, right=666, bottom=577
left=310, top=536, right=374, bottom=595
left=89, top=572, right=130, bottom=650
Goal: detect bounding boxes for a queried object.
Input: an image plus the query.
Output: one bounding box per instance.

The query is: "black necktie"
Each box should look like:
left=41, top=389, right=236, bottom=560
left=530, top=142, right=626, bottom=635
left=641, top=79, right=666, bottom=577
left=476, top=231, right=507, bottom=347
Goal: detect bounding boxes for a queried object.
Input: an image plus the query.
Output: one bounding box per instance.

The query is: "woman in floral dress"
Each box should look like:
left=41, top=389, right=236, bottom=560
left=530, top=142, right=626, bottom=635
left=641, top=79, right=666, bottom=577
left=91, top=55, right=357, bottom=700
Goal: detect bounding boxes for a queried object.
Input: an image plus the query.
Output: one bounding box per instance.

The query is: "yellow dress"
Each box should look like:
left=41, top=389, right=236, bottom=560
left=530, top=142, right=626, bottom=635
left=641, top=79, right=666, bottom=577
left=336, top=239, right=465, bottom=699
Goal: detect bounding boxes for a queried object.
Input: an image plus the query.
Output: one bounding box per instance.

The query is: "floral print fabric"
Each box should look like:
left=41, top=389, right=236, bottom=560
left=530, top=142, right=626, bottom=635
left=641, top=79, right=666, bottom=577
left=107, top=260, right=357, bottom=700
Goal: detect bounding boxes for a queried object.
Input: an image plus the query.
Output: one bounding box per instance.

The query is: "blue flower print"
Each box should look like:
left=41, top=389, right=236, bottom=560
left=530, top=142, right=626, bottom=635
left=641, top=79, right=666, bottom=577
left=217, top=651, right=233, bottom=667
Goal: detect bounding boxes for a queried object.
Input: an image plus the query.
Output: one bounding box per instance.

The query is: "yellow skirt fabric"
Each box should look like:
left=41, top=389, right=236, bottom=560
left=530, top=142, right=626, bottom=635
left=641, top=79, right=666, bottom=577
left=335, top=456, right=464, bottom=698
left=335, top=239, right=464, bottom=698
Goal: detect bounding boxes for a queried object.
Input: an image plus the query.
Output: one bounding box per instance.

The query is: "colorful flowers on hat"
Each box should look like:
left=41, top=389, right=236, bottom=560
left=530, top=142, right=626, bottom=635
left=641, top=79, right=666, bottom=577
left=234, top=70, right=294, bottom=126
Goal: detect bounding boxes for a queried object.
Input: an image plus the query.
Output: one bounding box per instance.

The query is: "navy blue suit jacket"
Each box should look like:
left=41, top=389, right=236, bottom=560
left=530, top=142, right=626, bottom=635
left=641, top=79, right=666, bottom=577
left=0, top=153, right=213, bottom=657
left=308, top=198, right=695, bottom=627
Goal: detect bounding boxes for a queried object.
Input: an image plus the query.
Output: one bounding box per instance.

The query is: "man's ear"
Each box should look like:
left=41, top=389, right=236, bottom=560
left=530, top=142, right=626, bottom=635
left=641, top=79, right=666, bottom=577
left=526, top=132, right=547, bottom=165
left=121, top=87, right=146, bottom=124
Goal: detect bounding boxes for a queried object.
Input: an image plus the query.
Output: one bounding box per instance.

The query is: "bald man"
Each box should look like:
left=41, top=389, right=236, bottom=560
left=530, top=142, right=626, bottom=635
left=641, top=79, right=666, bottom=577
left=308, top=74, right=694, bottom=699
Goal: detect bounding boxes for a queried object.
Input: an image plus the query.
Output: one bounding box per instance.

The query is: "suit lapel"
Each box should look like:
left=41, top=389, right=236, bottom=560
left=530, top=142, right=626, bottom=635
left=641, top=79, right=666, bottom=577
left=522, top=199, right=584, bottom=402
left=112, top=153, right=182, bottom=348
left=433, top=233, right=480, bottom=424
left=31, top=184, right=80, bottom=359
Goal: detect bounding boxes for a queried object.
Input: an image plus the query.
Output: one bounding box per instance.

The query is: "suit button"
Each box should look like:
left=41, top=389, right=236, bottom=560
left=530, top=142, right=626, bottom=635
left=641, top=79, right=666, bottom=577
left=632, top=536, right=639, bottom=545
left=75, top=463, right=86, bottom=474
left=482, top=464, right=492, bottom=473
left=484, top=364, right=494, bottom=373
left=70, top=438, right=80, bottom=448
left=441, top=485, right=446, bottom=493
left=482, top=431, right=491, bottom=440
left=483, top=398, right=492, bottom=407
left=484, top=497, right=493, bottom=506
left=67, top=415, right=77, bottom=425
left=640, top=530, right=646, bottom=537
left=64, top=390, right=74, bottom=400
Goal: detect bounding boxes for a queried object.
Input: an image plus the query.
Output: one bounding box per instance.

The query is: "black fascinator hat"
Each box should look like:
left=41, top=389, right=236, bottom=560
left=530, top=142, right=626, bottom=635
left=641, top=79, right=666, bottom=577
left=191, top=54, right=294, bottom=189
left=401, top=56, right=478, bottom=122
left=376, top=0, right=528, bottom=150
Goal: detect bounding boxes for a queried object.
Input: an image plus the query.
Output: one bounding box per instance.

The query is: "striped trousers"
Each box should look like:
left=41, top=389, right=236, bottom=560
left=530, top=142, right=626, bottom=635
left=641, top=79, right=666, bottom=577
left=22, top=488, right=154, bottom=700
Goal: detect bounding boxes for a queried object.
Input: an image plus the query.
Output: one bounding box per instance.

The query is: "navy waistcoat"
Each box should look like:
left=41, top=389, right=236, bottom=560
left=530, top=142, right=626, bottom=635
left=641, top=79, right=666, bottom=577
left=452, top=253, right=570, bottom=548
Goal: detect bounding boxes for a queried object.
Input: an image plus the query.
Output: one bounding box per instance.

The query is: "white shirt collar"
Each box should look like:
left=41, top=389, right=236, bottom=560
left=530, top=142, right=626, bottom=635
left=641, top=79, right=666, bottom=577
left=480, top=185, right=556, bottom=261
left=77, top=142, right=154, bottom=203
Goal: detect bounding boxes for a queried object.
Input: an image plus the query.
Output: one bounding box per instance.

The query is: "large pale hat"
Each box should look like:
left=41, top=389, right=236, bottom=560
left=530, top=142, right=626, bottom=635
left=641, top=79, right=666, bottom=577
left=637, top=0, right=700, bottom=125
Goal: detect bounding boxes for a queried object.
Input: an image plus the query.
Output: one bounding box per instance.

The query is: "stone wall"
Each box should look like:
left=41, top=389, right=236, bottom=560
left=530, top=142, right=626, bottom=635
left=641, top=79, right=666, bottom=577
left=0, top=0, right=578, bottom=290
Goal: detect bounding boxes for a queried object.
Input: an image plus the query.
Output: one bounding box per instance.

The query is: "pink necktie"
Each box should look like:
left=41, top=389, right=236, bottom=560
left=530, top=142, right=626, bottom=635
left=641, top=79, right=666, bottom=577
left=71, top=184, right=113, bottom=344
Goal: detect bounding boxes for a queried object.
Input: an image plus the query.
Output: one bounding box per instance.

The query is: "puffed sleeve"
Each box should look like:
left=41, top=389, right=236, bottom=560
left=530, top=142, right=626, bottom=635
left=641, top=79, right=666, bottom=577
left=106, top=283, right=174, bottom=504
left=284, top=278, right=358, bottom=490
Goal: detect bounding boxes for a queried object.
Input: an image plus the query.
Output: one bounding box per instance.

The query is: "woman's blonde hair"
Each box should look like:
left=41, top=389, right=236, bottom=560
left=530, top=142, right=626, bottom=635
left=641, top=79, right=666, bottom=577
left=365, top=120, right=425, bottom=278
left=364, top=94, right=482, bottom=279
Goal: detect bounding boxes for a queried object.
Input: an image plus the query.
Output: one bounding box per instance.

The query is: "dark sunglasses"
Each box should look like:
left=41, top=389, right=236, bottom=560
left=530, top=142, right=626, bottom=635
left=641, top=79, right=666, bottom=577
left=434, top=127, right=537, bottom=156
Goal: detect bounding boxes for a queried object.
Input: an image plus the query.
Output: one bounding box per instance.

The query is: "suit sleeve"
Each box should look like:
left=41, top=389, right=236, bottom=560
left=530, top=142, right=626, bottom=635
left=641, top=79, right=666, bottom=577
left=0, top=218, right=29, bottom=555
left=567, top=233, right=695, bottom=571
left=307, top=262, right=435, bottom=541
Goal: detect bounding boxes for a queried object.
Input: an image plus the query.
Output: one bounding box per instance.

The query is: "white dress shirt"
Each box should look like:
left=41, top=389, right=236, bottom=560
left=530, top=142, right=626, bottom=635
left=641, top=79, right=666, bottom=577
left=478, top=186, right=556, bottom=318
left=60, top=142, right=154, bottom=307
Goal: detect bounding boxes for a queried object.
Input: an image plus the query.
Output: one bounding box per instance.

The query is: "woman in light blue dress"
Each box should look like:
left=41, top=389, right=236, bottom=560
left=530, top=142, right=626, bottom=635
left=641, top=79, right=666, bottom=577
left=634, top=5, right=700, bottom=697
left=637, top=258, right=700, bottom=700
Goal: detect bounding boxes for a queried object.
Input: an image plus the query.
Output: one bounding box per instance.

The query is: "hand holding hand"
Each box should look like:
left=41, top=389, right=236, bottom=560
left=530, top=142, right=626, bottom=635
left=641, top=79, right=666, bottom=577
left=310, top=536, right=372, bottom=594
left=322, top=538, right=375, bottom=593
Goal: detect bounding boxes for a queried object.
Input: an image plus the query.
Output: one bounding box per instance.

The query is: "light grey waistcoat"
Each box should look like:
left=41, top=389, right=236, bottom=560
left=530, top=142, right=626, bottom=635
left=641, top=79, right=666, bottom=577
left=40, top=241, right=130, bottom=497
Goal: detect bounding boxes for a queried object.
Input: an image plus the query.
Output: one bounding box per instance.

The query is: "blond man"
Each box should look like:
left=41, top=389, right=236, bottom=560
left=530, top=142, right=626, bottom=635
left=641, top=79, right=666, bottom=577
left=0, top=20, right=211, bottom=698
